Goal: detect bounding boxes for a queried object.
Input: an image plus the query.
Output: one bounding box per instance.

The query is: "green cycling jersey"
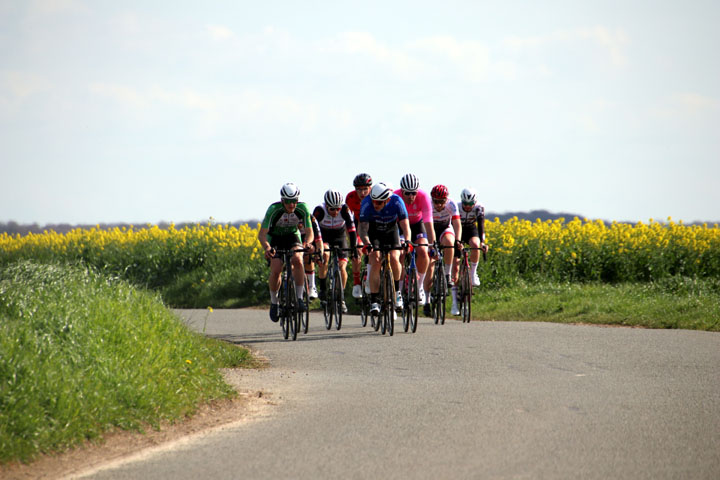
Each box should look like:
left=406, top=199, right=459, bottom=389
left=261, top=201, right=313, bottom=242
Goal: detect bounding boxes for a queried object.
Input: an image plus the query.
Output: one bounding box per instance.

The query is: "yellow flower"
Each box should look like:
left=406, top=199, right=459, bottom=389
left=207, top=306, right=213, bottom=313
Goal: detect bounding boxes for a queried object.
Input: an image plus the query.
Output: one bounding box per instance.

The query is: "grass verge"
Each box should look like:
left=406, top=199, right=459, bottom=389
left=0, top=261, right=258, bottom=465
left=471, top=277, right=720, bottom=331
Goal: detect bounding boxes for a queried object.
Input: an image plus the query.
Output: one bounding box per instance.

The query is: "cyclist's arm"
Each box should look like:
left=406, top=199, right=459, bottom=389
left=399, top=218, right=411, bottom=243
left=477, top=207, right=487, bottom=250
left=424, top=220, right=437, bottom=245
left=358, top=221, right=371, bottom=246
left=452, top=216, right=462, bottom=241
left=258, top=227, right=273, bottom=257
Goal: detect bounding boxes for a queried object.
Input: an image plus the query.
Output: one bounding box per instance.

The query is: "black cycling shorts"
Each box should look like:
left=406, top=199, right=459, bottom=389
left=269, top=233, right=302, bottom=257
left=369, top=225, right=401, bottom=249
left=321, top=228, right=350, bottom=260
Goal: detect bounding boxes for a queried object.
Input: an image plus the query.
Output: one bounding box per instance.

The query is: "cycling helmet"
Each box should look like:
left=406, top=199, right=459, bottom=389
left=399, top=173, right=420, bottom=192
left=324, top=189, right=344, bottom=208
left=460, top=188, right=476, bottom=205
left=431, top=184, right=449, bottom=200
left=370, top=182, right=392, bottom=201
left=280, top=182, right=300, bottom=201
left=353, top=173, right=372, bottom=187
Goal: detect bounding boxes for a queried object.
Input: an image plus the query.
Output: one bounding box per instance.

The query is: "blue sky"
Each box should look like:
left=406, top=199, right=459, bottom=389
left=1, top=0, right=718, bottom=225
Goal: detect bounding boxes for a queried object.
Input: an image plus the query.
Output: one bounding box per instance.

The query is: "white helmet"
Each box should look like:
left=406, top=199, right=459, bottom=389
left=399, top=173, right=420, bottom=192
left=460, top=188, right=476, bottom=205
left=370, top=182, right=392, bottom=201
left=280, top=182, right=300, bottom=201
left=324, top=189, right=344, bottom=208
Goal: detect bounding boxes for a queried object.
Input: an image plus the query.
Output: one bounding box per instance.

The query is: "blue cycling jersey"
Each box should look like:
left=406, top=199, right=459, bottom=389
left=359, top=193, right=408, bottom=232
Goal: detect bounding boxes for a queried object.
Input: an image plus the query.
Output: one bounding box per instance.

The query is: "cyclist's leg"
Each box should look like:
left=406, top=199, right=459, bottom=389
left=441, top=228, right=456, bottom=283
left=468, top=235, right=481, bottom=285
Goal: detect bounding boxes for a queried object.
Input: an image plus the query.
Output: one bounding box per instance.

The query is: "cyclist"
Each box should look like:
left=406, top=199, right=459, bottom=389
left=357, top=182, right=411, bottom=314
left=452, top=187, right=489, bottom=315
left=302, top=214, right=324, bottom=300
left=394, top=173, right=436, bottom=305
left=422, top=184, right=462, bottom=316
left=345, top=173, right=373, bottom=299
left=314, top=189, right=358, bottom=313
left=258, top=183, right=315, bottom=322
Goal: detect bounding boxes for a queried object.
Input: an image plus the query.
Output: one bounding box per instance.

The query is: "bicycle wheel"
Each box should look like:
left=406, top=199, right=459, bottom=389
left=323, top=275, right=332, bottom=330
left=461, top=265, right=472, bottom=323
left=401, top=272, right=410, bottom=333
left=301, top=277, right=309, bottom=334
left=409, top=271, right=419, bottom=333
left=431, top=268, right=442, bottom=325
left=289, top=285, right=299, bottom=340
left=333, top=267, right=343, bottom=330
left=280, top=279, right=290, bottom=339
left=359, top=268, right=368, bottom=327
left=384, top=265, right=395, bottom=336
left=439, top=273, right=446, bottom=325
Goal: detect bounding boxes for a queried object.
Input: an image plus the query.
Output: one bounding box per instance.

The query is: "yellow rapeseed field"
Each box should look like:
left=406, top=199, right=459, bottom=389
left=2, top=217, right=719, bottom=284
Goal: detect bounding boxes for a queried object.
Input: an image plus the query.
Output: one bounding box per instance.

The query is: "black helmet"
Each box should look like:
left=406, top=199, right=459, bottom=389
left=353, top=173, right=372, bottom=187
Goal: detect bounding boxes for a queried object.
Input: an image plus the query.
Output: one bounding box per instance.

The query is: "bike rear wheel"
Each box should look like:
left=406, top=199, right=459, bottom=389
left=384, top=265, right=395, bottom=336
left=409, top=271, right=419, bottom=333
left=280, top=279, right=290, bottom=339
left=461, top=265, right=472, bottom=323
left=333, top=268, right=343, bottom=330
left=360, top=269, right=369, bottom=327
left=301, top=277, right=309, bottom=334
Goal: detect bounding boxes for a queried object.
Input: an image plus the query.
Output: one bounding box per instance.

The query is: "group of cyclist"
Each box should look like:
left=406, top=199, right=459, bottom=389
left=257, top=174, right=489, bottom=323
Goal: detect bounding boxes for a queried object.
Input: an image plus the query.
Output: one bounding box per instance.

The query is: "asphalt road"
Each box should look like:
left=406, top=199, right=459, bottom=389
left=77, top=308, right=720, bottom=479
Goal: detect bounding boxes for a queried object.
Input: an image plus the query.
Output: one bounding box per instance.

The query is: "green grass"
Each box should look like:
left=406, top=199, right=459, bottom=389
left=0, top=261, right=257, bottom=464
left=470, top=277, right=720, bottom=331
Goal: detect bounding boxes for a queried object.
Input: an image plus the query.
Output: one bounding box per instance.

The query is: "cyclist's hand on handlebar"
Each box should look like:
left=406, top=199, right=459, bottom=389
left=455, top=240, right=464, bottom=251
left=481, top=243, right=489, bottom=253
left=264, top=247, right=275, bottom=260
left=362, top=244, right=373, bottom=255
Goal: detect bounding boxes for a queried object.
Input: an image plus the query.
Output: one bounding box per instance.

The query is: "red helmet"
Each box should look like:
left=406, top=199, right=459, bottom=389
left=431, top=184, right=449, bottom=200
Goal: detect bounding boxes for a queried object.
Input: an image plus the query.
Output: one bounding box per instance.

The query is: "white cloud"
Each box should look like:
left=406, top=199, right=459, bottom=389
left=28, top=0, right=85, bottom=15
left=1, top=71, right=52, bottom=99
left=206, top=24, right=235, bottom=41
left=505, top=26, right=629, bottom=67
left=672, top=93, right=720, bottom=112
left=322, top=32, right=422, bottom=76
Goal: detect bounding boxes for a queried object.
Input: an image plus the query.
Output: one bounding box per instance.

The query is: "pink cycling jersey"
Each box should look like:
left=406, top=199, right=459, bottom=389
left=394, top=188, right=433, bottom=225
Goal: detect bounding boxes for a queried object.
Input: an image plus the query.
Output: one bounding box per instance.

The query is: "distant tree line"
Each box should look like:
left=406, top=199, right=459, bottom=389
left=2, top=211, right=715, bottom=236
left=0, top=220, right=262, bottom=236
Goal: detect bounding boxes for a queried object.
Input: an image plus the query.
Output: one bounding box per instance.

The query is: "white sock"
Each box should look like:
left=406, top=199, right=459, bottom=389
left=443, top=262, right=452, bottom=276
left=270, top=289, right=279, bottom=304
left=471, top=262, right=479, bottom=277
left=295, top=283, right=305, bottom=300
left=307, top=272, right=316, bottom=289
left=418, top=272, right=426, bottom=290
left=451, top=286, right=458, bottom=305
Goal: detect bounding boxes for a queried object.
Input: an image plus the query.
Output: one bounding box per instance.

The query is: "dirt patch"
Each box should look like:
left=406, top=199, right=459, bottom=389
left=1, top=382, right=273, bottom=480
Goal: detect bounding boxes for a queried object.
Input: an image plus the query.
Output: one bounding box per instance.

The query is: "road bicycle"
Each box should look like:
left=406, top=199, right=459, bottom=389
left=358, top=254, right=370, bottom=328
left=274, top=247, right=310, bottom=340
left=321, top=246, right=354, bottom=331
left=455, top=245, right=486, bottom=324
left=401, top=242, right=428, bottom=333
left=369, top=244, right=404, bottom=336
left=430, top=244, right=454, bottom=325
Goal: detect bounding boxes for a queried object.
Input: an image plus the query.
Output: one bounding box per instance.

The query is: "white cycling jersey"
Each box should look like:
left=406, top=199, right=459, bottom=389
left=456, top=202, right=485, bottom=226
left=432, top=199, right=460, bottom=227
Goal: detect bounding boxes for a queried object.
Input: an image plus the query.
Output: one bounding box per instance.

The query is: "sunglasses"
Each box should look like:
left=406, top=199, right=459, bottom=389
left=282, top=199, right=298, bottom=205
left=432, top=198, right=446, bottom=204
left=402, top=191, right=418, bottom=197
left=328, top=207, right=340, bottom=212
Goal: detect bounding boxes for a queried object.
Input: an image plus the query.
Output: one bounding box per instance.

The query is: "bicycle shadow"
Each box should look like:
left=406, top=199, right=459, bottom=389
left=207, top=325, right=382, bottom=345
